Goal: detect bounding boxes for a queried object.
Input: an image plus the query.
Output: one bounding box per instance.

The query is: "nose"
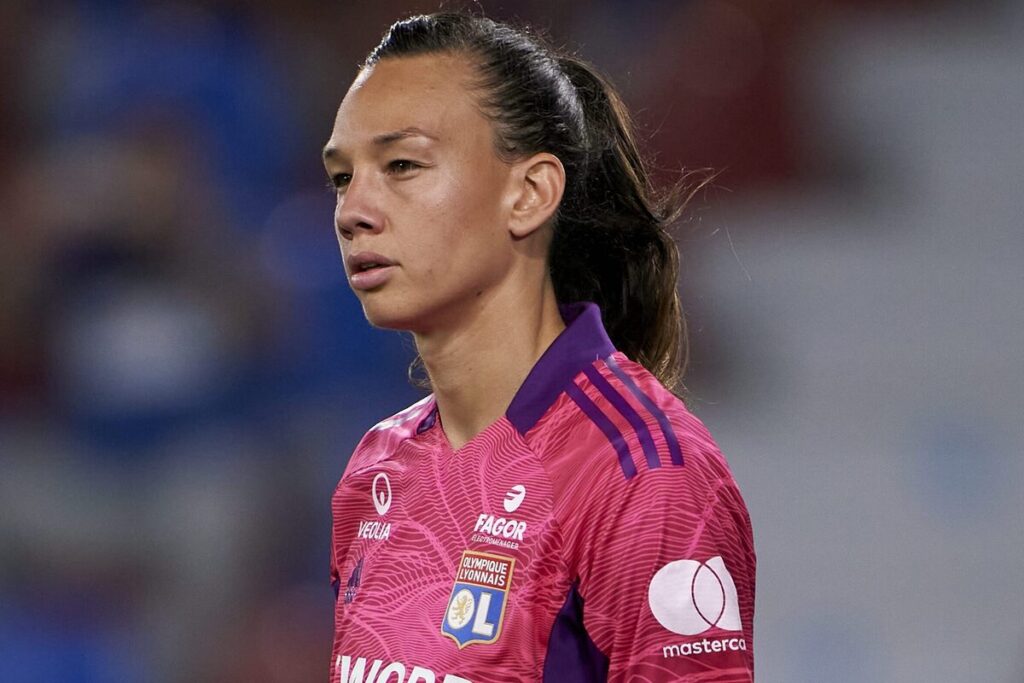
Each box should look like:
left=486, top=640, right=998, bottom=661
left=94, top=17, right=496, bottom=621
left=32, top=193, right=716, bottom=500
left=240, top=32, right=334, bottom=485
left=335, top=174, right=383, bottom=241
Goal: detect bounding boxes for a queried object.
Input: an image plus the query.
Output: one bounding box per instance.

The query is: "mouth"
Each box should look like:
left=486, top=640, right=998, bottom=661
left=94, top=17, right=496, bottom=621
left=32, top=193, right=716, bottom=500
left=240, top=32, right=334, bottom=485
left=347, top=251, right=396, bottom=272
left=347, top=252, right=398, bottom=291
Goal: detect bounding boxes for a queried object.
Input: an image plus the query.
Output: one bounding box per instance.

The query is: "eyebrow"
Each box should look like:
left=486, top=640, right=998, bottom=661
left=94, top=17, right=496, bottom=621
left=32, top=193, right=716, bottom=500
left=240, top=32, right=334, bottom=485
left=322, top=127, right=439, bottom=160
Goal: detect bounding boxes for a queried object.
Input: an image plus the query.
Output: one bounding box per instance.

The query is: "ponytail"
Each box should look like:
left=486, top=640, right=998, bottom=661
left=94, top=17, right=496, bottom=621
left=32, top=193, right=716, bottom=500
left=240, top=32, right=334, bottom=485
left=551, top=55, right=712, bottom=393
left=366, top=12, right=714, bottom=394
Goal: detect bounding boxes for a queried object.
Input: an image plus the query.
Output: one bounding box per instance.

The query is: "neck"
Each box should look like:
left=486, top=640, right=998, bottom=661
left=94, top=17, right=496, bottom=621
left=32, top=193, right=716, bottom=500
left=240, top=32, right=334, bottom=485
left=415, top=281, right=565, bottom=450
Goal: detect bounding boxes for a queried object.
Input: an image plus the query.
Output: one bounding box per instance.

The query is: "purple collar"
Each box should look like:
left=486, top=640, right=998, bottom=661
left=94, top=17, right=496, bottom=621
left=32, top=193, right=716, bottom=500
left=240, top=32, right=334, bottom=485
left=505, top=301, right=615, bottom=435
left=415, top=301, right=615, bottom=437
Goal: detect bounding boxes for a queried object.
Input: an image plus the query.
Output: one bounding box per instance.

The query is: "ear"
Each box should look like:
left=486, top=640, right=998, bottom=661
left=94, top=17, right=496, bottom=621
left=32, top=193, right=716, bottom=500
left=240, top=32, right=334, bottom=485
left=507, top=152, right=566, bottom=239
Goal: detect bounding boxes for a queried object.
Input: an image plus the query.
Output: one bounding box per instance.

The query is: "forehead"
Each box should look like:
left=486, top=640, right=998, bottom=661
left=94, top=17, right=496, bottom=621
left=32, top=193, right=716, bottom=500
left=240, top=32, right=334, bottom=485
left=329, top=53, right=489, bottom=150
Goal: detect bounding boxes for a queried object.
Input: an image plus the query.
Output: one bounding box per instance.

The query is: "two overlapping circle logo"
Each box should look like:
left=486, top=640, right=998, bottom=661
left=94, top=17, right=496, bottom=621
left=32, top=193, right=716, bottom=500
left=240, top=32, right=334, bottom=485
left=648, top=556, right=742, bottom=635
left=371, top=473, right=392, bottom=516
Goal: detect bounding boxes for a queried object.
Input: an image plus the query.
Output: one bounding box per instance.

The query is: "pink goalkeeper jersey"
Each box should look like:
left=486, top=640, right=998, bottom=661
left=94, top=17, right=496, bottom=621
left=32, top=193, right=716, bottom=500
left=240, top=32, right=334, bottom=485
left=330, top=302, right=756, bottom=683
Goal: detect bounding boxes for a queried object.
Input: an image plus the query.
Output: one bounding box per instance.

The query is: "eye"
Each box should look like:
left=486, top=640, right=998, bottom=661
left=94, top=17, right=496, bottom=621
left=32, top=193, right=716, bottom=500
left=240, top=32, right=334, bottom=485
left=325, top=171, right=351, bottom=194
left=387, top=159, right=420, bottom=175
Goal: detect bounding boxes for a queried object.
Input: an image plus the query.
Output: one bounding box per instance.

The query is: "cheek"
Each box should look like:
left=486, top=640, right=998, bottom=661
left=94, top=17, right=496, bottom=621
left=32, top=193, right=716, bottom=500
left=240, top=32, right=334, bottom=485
left=399, top=161, right=510, bottom=279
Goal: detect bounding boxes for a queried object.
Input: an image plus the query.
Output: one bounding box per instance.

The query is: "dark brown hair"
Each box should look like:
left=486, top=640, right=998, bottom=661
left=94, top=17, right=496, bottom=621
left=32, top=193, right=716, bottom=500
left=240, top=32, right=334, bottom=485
left=366, top=11, right=710, bottom=393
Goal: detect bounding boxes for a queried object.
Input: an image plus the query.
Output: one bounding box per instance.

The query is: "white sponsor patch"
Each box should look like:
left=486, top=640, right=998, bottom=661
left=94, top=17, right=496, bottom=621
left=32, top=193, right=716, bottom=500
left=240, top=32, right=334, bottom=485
left=648, top=556, right=741, bottom=636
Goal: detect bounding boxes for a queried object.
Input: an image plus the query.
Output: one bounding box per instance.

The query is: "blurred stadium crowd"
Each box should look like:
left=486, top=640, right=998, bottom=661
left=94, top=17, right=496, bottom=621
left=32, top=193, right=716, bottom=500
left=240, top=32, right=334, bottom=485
left=1, top=1, right=1021, bottom=682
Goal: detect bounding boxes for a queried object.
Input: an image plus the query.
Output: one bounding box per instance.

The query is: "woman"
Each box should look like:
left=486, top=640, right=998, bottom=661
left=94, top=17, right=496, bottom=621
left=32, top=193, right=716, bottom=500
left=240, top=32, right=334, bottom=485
left=323, top=11, right=755, bottom=683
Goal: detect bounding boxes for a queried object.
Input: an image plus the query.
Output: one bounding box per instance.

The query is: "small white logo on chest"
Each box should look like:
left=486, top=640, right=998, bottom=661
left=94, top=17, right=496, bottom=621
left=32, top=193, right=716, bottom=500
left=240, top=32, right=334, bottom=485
left=503, top=484, right=526, bottom=513
left=372, top=472, right=392, bottom=515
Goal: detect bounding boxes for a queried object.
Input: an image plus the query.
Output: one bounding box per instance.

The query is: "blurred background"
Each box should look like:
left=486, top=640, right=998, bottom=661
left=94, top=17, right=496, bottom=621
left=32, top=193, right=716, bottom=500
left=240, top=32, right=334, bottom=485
left=1, top=0, right=1021, bottom=681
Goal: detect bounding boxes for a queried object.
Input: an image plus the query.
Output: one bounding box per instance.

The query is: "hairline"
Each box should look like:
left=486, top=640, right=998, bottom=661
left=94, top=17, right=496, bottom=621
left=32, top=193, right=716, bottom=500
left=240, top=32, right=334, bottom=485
left=362, top=49, right=538, bottom=166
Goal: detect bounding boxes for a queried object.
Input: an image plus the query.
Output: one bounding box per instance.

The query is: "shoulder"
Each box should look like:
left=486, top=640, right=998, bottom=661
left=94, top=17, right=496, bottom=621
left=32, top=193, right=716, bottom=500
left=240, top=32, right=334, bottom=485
left=525, top=352, right=731, bottom=491
left=522, top=352, right=753, bottom=558
left=344, top=394, right=436, bottom=473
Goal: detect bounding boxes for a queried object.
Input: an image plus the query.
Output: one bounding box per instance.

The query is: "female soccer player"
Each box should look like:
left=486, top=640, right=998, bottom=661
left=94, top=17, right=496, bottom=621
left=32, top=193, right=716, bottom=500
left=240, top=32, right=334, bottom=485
left=322, top=11, right=755, bottom=682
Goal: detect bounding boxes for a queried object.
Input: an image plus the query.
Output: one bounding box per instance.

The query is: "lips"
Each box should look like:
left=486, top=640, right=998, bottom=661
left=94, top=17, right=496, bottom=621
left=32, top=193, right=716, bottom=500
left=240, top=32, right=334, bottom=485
left=347, top=251, right=395, bottom=272
left=347, top=251, right=397, bottom=291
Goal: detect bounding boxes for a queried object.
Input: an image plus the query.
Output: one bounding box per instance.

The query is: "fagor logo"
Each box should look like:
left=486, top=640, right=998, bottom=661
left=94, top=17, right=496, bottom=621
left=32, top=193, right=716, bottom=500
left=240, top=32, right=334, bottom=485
left=648, top=556, right=742, bottom=636
left=503, top=484, right=526, bottom=513
left=372, top=473, right=392, bottom=516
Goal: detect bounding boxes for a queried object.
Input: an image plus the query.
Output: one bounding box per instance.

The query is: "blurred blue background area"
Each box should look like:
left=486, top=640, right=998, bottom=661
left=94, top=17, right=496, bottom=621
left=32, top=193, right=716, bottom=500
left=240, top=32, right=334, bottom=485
left=1, top=1, right=1021, bottom=681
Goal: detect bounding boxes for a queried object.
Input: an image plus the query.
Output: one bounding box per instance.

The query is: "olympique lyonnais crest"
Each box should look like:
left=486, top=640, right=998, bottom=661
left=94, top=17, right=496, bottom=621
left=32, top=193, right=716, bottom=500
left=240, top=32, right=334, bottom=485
left=441, top=550, right=516, bottom=648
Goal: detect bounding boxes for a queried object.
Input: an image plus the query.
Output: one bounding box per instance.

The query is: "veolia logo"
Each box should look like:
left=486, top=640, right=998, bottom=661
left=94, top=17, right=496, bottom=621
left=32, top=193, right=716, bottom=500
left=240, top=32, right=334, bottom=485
left=372, top=473, right=392, bottom=516
left=648, top=556, right=742, bottom=636
left=503, top=484, right=526, bottom=513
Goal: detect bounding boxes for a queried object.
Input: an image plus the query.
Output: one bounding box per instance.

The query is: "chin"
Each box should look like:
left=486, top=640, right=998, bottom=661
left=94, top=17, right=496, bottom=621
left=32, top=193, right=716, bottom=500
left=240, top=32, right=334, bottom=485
left=355, top=281, right=472, bottom=334
left=358, top=295, right=424, bottom=332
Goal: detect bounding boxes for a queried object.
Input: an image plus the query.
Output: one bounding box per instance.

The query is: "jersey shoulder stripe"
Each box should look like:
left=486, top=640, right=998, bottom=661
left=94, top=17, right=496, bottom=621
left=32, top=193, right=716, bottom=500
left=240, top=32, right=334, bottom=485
left=582, top=363, right=660, bottom=471
left=553, top=352, right=687, bottom=481
left=564, top=379, right=638, bottom=480
left=603, top=354, right=684, bottom=466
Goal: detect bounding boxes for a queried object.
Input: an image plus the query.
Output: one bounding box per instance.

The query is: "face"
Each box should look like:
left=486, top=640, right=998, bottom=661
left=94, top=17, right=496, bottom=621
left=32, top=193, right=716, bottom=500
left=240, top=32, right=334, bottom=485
left=323, top=53, right=520, bottom=333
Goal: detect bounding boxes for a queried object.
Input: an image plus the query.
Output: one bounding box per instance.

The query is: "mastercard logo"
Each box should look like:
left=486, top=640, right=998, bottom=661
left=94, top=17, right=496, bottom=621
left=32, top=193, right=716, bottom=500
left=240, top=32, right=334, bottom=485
left=648, top=556, right=742, bottom=636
